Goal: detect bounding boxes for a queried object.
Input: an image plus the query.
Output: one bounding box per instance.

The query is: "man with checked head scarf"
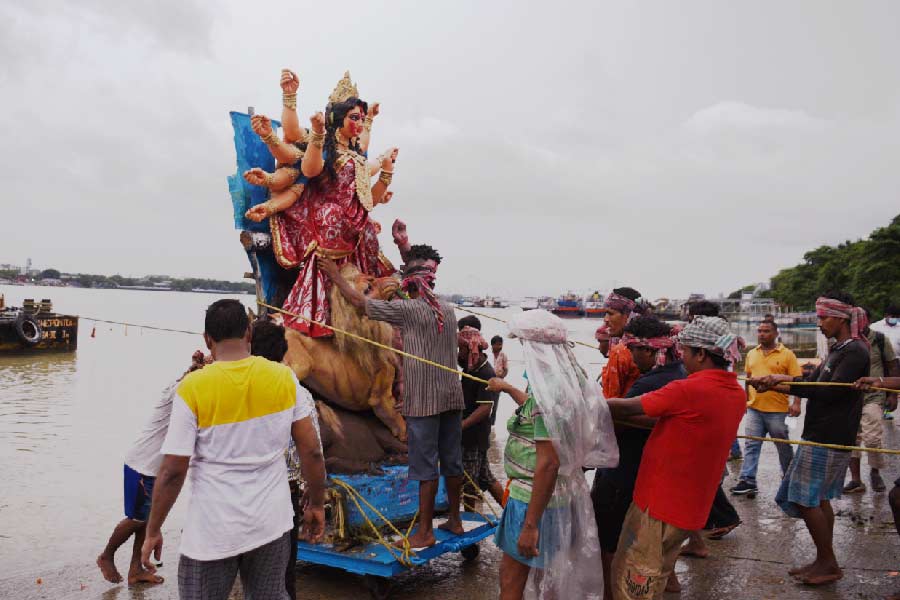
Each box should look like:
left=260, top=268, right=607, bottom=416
left=606, top=316, right=746, bottom=600
left=750, top=291, right=869, bottom=586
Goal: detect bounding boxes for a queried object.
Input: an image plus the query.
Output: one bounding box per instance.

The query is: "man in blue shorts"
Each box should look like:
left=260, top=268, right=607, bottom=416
left=96, top=352, right=207, bottom=585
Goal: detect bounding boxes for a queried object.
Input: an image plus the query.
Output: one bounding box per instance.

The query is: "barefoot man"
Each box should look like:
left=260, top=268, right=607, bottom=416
left=96, top=351, right=208, bottom=586
left=750, top=292, right=869, bottom=586
left=321, top=245, right=466, bottom=547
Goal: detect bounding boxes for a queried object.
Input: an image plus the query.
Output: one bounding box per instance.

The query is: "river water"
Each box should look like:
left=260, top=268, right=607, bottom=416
left=0, top=284, right=817, bottom=599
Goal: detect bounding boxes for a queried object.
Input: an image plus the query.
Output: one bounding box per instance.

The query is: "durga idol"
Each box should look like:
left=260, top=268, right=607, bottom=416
left=244, top=71, right=398, bottom=337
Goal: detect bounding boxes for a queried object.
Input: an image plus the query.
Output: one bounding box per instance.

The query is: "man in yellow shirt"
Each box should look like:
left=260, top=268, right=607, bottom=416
left=731, top=320, right=802, bottom=496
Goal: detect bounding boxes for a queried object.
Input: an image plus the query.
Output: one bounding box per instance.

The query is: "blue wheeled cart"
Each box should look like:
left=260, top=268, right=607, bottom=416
left=296, top=466, right=499, bottom=599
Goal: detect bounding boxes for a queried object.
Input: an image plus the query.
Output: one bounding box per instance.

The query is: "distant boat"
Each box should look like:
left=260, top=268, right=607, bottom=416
left=551, top=292, right=584, bottom=318
left=457, top=297, right=476, bottom=308
left=584, top=291, right=605, bottom=318
left=537, top=296, right=556, bottom=311
left=520, top=297, right=539, bottom=311
left=483, top=297, right=509, bottom=309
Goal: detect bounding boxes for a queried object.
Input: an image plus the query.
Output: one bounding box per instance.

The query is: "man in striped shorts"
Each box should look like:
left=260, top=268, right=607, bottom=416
left=750, top=292, right=869, bottom=586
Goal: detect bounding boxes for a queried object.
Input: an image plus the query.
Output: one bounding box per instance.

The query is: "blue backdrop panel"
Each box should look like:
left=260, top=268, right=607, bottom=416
left=227, top=111, right=285, bottom=304
left=228, top=111, right=282, bottom=232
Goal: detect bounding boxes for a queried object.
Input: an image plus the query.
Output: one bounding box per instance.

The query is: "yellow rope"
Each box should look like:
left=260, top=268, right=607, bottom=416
left=737, top=434, right=900, bottom=455
left=260, top=300, right=900, bottom=454
left=258, top=301, right=491, bottom=386
left=455, top=308, right=900, bottom=394
left=735, top=376, right=899, bottom=395
left=330, top=478, right=416, bottom=567
left=613, top=419, right=900, bottom=455
left=462, top=470, right=499, bottom=525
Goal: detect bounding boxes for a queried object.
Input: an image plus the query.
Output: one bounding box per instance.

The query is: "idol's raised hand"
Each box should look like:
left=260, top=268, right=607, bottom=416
left=310, top=112, right=326, bottom=134
left=280, top=69, right=299, bottom=94
left=369, top=102, right=380, bottom=118
left=251, top=114, right=273, bottom=138
left=392, top=219, right=408, bottom=247
left=381, top=147, right=399, bottom=171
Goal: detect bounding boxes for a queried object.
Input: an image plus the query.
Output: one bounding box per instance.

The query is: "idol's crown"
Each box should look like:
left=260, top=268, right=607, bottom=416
left=328, top=71, right=360, bottom=105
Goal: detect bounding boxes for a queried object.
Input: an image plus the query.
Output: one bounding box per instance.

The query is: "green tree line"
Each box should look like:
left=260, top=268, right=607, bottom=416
left=0, top=269, right=253, bottom=294
left=758, top=213, right=900, bottom=317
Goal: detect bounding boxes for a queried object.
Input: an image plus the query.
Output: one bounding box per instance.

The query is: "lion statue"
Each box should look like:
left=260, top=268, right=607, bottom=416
left=282, top=264, right=406, bottom=440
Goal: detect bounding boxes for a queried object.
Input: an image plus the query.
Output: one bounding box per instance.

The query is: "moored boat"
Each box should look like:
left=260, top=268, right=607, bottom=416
left=551, top=292, right=584, bottom=318
left=584, top=291, right=605, bottom=318
left=520, top=297, right=539, bottom=311
left=0, top=297, right=79, bottom=353
left=483, top=297, right=509, bottom=309
left=537, top=296, right=556, bottom=311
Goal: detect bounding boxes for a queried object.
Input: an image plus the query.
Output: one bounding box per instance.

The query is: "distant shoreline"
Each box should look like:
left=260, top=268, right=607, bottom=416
left=0, top=281, right=252, bottom=295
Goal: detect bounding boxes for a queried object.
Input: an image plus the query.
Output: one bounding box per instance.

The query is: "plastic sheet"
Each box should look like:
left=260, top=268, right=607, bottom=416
left=508, top=309, right=618, bottom=599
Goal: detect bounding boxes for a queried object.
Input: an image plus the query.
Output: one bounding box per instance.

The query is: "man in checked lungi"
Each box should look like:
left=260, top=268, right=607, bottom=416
left=750, top=291, right=870, bottom=586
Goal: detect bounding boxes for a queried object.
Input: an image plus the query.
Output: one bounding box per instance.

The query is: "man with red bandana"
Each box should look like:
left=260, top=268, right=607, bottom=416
left=321, top=245, right=466, bottom=549
left=750, top=291, right=869, bottom=586
left=601, top=287, right=645, bottom=399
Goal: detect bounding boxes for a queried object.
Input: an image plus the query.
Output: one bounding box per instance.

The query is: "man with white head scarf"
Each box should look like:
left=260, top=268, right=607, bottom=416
left=606, top=316, right=746, bottom=600
left=487, top=310, right=618, bottom=600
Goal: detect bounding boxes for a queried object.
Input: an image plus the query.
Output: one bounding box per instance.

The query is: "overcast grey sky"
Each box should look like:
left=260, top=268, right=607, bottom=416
left=1, top=0, right=898, bottom=299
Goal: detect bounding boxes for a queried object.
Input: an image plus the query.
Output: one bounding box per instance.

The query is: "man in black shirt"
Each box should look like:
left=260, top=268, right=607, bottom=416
left=751, top=291, right=869, bottom=586
left=592, top=316, right=686, bottom=599
left=458, top=327, right=504, bottom=507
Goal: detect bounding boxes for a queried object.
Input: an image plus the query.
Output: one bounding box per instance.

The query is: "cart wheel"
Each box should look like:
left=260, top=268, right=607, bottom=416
left=364, top=574, right=392, bottom=600
left=461, top=543, right=480, bottom=561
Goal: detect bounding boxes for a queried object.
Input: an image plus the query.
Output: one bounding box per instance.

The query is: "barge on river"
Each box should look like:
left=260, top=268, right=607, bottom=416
left=551, top=292, right=585, bottom=318
left=0, top=297, right=78, bottom=353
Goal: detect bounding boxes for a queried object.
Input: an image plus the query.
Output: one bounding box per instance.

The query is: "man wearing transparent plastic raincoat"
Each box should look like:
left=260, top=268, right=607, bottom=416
left=488, top=309, right=619, bottom=599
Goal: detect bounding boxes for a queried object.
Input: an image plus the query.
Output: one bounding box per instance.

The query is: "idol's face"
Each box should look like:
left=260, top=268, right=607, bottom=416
left=342, top=106, right=366, bottom=139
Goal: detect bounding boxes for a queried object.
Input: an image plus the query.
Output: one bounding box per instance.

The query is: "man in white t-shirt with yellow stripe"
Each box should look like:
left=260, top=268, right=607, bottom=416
left=140, top=299, right=326, bottom=600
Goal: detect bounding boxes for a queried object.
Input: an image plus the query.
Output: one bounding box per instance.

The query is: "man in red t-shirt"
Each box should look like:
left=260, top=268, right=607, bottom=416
left=606, top=317, right=746, bottom=600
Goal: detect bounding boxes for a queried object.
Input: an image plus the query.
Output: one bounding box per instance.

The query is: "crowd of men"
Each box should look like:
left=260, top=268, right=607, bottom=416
left=94, top=267, right=900, bottom=599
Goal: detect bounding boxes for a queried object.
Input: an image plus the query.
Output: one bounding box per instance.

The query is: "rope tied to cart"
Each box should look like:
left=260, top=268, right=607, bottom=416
left=330, top=478, right=420, bottom=567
